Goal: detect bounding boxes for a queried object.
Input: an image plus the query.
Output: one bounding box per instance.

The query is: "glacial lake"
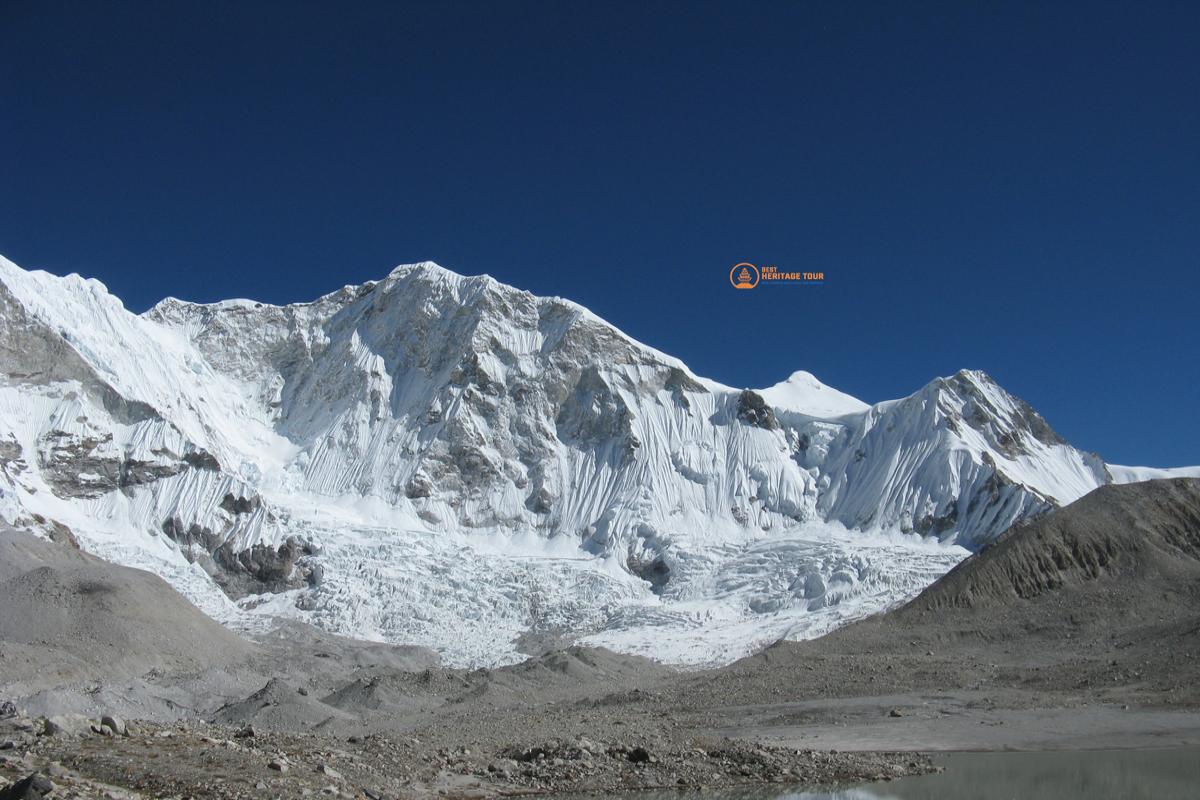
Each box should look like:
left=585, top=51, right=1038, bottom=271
left=577, top=747, right=1200, bottom=800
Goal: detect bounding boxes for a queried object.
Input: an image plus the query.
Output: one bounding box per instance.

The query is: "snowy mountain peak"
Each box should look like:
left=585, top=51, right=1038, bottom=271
left=384, top=259, right=479, bottom=283
left=1, top=254, right=1190, bottom=667
left=758, top=370, right=869, bottom=417
left=925, top=369, right=1075, bottom=459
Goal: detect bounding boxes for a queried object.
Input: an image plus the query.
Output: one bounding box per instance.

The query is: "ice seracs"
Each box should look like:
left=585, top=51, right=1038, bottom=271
left=0, top=253, right=1193, bottom=667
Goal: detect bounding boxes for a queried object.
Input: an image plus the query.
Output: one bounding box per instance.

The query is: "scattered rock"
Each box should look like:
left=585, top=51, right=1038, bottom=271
left=100, top=714, right=127, bottom=736
left=0, top=773, right=54, bottom=800
left=42, top=715, right=91, bottom=737
left=317, top=763, right=343, bottom=780
left=268, top=759, right=289, bottom=772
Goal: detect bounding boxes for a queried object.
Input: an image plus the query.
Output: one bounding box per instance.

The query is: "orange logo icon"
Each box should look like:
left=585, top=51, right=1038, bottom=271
left=730, top=262, right=759, bottom=289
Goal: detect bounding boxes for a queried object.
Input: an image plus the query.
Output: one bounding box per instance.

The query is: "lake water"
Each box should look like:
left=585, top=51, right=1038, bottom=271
left=587, top=747, right=1200, bottom=800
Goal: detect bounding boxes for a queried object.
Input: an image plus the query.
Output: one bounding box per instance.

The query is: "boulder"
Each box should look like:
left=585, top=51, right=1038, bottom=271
left=627, top=746, right=652, bottom=763
left=100, top=714, right=127, bottom=736
left=42, top=714, right=91, bottom=737
left=0, top=773, right=54, bottom=800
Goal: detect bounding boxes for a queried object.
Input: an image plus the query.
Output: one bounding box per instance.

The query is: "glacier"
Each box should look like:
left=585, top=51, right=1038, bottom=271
left=0, top=254, right=1189, bottom=667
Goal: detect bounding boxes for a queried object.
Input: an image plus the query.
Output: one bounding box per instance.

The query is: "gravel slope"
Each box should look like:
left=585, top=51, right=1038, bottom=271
left=3, top=479, right=1199, bottom=798
left=0, top=527, right=252, bottom=689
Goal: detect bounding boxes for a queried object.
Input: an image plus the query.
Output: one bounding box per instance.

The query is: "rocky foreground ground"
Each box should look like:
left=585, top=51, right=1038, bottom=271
left=0, top=707, right=933, bottom=800
left=4, top=479, right=1200, bottom=799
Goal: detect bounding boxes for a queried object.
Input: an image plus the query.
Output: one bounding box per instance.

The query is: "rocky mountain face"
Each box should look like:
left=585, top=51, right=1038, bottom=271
left=908, top=477, right=1200, bottom=612
left=0, top=255, right=1181, bottom=666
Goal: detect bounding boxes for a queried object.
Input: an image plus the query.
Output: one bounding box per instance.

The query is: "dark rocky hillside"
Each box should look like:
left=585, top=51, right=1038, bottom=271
left=905, top=477, right=1200, bottom=611
left=680, top=479, right=1200, bottom=711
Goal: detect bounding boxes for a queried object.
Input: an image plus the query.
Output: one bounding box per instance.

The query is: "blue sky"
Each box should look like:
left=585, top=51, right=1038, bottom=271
left=1, top=1, right=1197, bottom=466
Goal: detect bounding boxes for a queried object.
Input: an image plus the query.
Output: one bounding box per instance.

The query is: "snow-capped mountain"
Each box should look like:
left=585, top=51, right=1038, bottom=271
left=0, top=255, right=1187, bottom=666
left=758, top=370, right=869, bottom=417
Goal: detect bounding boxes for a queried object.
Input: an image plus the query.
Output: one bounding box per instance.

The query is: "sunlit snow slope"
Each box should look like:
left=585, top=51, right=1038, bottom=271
left=1, top=254, right=1189, bottom=666
left=757, top=370, right=869, bottom=417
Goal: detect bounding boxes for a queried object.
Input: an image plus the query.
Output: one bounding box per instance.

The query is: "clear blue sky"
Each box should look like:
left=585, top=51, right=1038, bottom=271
left=1, top=1, right=1197, bottom=466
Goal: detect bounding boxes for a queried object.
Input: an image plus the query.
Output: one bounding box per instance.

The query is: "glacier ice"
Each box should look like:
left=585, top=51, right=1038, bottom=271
left=0, top=254, right=1184, bottom=667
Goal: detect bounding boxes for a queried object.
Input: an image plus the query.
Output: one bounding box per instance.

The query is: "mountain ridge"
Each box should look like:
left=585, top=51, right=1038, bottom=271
left=0, top=254, right=1192, bottom=666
